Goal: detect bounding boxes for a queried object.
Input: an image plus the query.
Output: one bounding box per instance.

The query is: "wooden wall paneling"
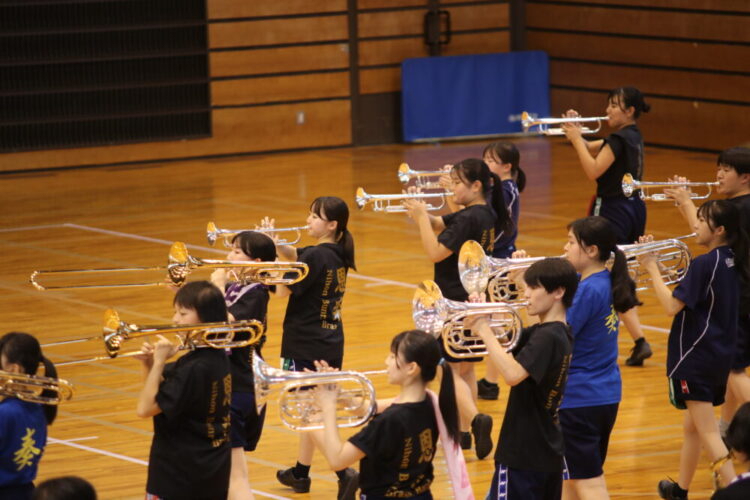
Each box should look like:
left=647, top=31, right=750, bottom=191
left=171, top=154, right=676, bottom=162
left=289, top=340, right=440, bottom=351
left=212, top=73, right=350, bottom=106
left=359, top=67, right=401, bottom=94
left=526, top=4, right=750, bottom=43
left=208, top=15, right=349, bottom=48
left=210, top=45, right=350, bottom=77
left=442, top=31, right=510, bottom=56
left=359, top=38, right=425, bottom=66
left=534, top=0, right=750, bottom=12
left=448, top=3, right=510, bottom=31
left=358, top=9, right=424, bottom=38
left=207, top=0, right=347, bottom=19
left=358, top=0, right=427, bottom=9
left=527, top=31, right=750, bottom=74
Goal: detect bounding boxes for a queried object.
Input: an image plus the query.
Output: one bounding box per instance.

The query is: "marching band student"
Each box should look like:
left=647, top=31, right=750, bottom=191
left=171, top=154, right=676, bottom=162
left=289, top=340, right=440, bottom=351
left=404, top=158, right=512, bottom=460
left=469, top=257, right=578, bottom=500
left=313, top=329, right=463, bottom=500
left=665, top=147, right=750, bottom=437
left=712, top=402, right=750, bottom=499
left=32, top=476, right=97, bottom=500
left=560, top=216, right=641, bottom=500
left=562, top=86, right=652, bottom=367
left=135, top=281, right=232, bottom=500
left=0, top=332, right=58, bottom=500
left=637, top=200, right=750, bottom=499
left=211, top=231, right=276, bottom=500
left=269, top=196, right=359, bottom=497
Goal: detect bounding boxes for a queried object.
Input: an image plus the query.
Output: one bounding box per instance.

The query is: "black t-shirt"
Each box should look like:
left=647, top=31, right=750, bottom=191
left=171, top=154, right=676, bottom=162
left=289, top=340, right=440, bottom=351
left=148, top=349, right=231, bottom=498
left=225, top=282, right=269, bottom=393
left=712, top=474, right=750, bottom=500
left=597, top=125, right=644, bottom=198
left=729, top=193, right=750, bottom=312
left=495, top=321, right=573, bottom=473
left=282, top=243, right=348, bottom=360
left=349, top=398, right=437, bottom=497
left=437, top=204, right=496, bottom=301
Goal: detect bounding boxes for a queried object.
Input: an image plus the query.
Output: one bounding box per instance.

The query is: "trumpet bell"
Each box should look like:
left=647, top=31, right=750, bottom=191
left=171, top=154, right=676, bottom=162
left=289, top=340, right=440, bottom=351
left=622, top=173, right=719, bottom=201
left=0, top=370, right=74, bottom=405
left=521, top=111, right=607, bottom=136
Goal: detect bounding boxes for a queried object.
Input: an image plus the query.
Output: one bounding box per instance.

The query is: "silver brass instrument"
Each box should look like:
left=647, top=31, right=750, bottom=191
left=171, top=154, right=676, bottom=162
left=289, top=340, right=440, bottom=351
left=30, top=242, right=308, bottom=290
left=397, top=163, right=448, bottom=189
left=620, top=236, right=692, bottom=290
left=206, top=221, right=310, bottom=247
left=0, top=370, right=73, bottom=404
left=622, top=173, right=719, bottom=201
left=253, top=353, right=382, bottom=431
left=355, top=187, right=453, bottom=213
left=54, top=309, right=264, bottom=366
left=521, top=111, right=607, bottom=136
left=412, top=280, right=523, bottom=358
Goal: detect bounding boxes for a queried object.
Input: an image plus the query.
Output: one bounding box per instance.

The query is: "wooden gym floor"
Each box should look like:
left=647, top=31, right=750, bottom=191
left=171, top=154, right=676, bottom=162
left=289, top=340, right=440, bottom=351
left=0, top=139, right=728, bottom=499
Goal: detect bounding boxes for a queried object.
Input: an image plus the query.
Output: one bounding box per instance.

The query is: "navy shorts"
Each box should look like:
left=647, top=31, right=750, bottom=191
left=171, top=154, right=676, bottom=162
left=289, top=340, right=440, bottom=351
left=487, top=463, right=562, bottom=500
left=668, top=378, right=726, bottom=410
left=589, top=195, right=646, bottom=245
left=732, top=316, right=750, bottom=371
left=230, top=391, right=266, bottom=451
left=559, top=404, right=618, bottom=479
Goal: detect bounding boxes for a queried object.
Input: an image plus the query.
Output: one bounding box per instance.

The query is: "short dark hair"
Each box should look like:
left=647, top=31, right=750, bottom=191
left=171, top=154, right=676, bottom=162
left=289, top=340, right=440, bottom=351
left=608, top=86, right=650, bottom=119
left=231, top=231, right=276, bottom=262
left=727, top=402, right=750, bottom=457
left=32, top=476, right=97, bottom=500
left=173, top=281, right=228, bottom=323
left=717, top=146, right=750, bottom=175
left=523, top=257, right=579, bottom=309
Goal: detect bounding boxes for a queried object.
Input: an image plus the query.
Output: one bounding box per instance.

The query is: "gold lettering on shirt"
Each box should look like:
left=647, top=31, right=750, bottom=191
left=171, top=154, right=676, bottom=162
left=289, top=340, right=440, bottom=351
left=208, top=380, right=218, bottom=414
left=13, top=428, right=41, bottom=471
left=321, top=269, right=334, bottom=296
left=480, top=228, right=496, bottom=252
left=400, top=436, right=412, bottom=469
left=417, top=429, right=434, bottom=463
left=223, top=374, right=232, bottom=407
left=320, top=299, right=329, bottom=319
left=334, top=268, right=347, bottom=293
left=605, top=305, right=618, bottom=334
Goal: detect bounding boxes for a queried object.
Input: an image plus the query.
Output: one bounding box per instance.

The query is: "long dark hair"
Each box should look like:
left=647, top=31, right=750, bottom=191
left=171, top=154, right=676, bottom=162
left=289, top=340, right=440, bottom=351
left=482, top=142, right=526, bottom=192
left=726, top=401, right=750, bottom=458
left=0, top=332, right=58, bottom=424
left=231, top=231, right=276, bottom=262
left=390, top=330, right=459, bottom=443
left=608, top=86, right=650, bottom=119
left=568, top=216, right=642, bottom=313
left=697, top=200, right=750, bottom=308
left=452, top=158, right=512, bottom=234
left=173, top=281, right=228, bottom=323
left=311, top=196, right=356, bottom=270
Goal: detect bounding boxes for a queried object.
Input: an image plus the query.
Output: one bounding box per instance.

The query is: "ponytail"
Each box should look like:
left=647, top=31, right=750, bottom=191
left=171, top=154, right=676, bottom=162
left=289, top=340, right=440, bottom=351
left=437, top=361, right=460, bottom=444
left=40, top=356, right=58, bottom=425
left=610, top=248, right=642, bottom=313
left=453, top=158, right=512, bottom=234
left=482, top=141, right=526, bottom=193
left=311, top=196, right=356, bottom=270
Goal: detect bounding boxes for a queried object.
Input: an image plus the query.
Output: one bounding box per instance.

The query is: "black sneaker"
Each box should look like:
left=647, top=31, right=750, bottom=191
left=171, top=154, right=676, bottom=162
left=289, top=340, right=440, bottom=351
left=477, top=378, right=500, bottom=400
left=276, top=467, right=311, bottom=493
left=460, top=431, right=472, bottom=450
left=337, top=468, right=359, bottom=500
left=626, top=339, right=653, bottom=366
left=657, top=479, right=687, bottom=499
left=471, top=413, right=493, bottom=460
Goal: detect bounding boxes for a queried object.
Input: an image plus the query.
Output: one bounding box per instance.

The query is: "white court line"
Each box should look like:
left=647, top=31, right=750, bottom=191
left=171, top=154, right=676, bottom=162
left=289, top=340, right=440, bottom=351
left=0, top=224, right=68, bottom=233
left=48, top=435, right=98, bottom=443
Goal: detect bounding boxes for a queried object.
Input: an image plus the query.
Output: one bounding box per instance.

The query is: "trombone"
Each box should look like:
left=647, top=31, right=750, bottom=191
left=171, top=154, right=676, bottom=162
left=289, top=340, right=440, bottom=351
left=397, top=163, right=449, bottom=190
left=622, top=173, right=719, bottom=201
left=0, top=370, right=73, bottom=405
left=521, top=111, right=607, bottom=136
left=52, top=309, right=264, bottom=366
left=355, top=187, right=453, bottom=213
left=30, top=241, right=309, bottom=290
left=253, top=353, right=383, bottom=431
left=412, top=280, right=523, bottom=358
left=206, top=221, right=310, bottom=247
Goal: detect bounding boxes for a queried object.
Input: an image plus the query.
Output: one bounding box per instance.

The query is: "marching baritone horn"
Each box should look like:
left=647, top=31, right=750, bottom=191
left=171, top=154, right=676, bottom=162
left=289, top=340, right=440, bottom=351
left=412, top=280, right=523, bottom=358
left=622, top=173, right=719, bottom=201
left=0, top=370, right=73, bottom=405
left=521, top=111, right=607, bottom=136
left=206, top=221, right=310, bottom=247
left=355, top=187, right=453, bottom=213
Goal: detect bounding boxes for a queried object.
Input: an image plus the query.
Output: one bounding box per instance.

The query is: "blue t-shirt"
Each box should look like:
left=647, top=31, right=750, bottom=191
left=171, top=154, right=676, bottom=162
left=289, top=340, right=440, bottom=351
left=562, top=269, right=622, bottom=409
left=0, top=398, right=47, bottom=487
left=668, top=246, right=739, bottom=386
left=493, top=179, right=520, bottom=258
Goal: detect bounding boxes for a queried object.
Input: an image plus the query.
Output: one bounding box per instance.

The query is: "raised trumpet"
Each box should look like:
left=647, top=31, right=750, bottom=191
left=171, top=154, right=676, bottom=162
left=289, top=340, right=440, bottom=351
left=206, top=221, right=310, bottom=247
left=30, top=242, right=308, bottom=290
left=355, top=187, right=453, bottom=213
left=397, top=163, right=449, bottom=189
left=52, top=309, right=263, bottom=366
left=253, top=353, right=382, bottom=431
left=622, top=173, right=719, bottom=201
left=0, top=370, right=73, bottom=405
left=521, top=111, right=607, bottom=136
left=412, top=280, right=523, bottom=358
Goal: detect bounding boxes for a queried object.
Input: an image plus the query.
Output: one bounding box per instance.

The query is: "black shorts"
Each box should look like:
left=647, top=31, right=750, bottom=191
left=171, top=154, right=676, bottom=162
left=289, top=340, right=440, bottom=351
left=559, top=404, right=618, bottom=480
left=732, top=316, right=750, bottom=371
left=668, top=377, right=726, bottom=410
left=589, top=195, right=646, bottom=245
left=488, top=462, right=562, bottom=500
left=230, top=391, right=266, bottom=451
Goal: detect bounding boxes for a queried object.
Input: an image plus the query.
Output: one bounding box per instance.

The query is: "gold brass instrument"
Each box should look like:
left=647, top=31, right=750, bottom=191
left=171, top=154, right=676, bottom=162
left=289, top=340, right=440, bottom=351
left=253, top=353, right=383, bottom=431
left=0, top=370, right=73, bottom=404
left=397, top=163, right=448, bottom=190
left=54, top=309, right=263, bottom=366
left=412, top=280, right=523, bottom=358
left=622, top=173, right=719, bottom=201
left=206, top=221, right=310, bottom=247
left=355, top=187, right=453, bottom=213
left=30, top=242, right=308, bottom=290
left=521, top=111, right=607, bottom=136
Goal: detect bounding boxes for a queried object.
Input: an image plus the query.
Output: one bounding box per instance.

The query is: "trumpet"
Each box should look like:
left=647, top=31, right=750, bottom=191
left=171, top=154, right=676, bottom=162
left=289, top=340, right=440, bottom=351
left=253, top=353, right=382, bottom=431
left=206, top=221, right=310, bottom=247
left=30, top=242, right=308, bottom=290
left=397, top=163, right=449, bottom=189
left=355, top=187, right=453, bottom=213
left=412, top=280, right=523, bottom=358
left=622, top=173, right=719, bottom=201
left=521, top=111, right=607, bottom=136
left=0, top=370, right=73, bottom=405
left=53, top=309, right=263, bottom=366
